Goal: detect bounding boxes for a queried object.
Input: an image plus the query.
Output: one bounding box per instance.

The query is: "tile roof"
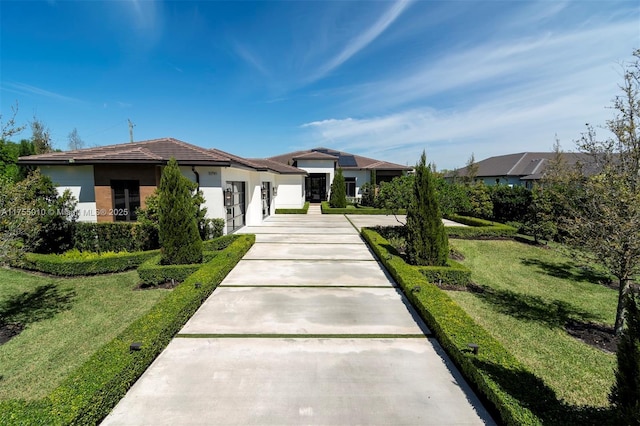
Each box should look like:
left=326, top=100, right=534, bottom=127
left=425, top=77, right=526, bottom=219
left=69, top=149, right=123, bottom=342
left=450, top=152, right=597, bottom=179
left=18, top=138, right=306, bottom=174
left=268, top=147, right=412, bottom=171
left=19, top=138, right=231, bottom=166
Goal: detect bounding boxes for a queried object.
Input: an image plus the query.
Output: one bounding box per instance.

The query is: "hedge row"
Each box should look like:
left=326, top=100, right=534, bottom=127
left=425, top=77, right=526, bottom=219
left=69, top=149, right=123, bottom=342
left=418, top=259, right=471, bottom=288
left=202, top=234, right=239, bottom=251
left=320, top=201, right=407, bottom=215
left=446, top=214, right=517, bottom=239
left=275, top=202, right=310, bottom=214
left=137, top=251, right=218, bottom=286
left=19, top=250, right=159, bottom=276
left=361, top=228, right=549, bottom=425
left=0, top=234, right=255, bottom=425
left=74, top=222, right=159, bottom=253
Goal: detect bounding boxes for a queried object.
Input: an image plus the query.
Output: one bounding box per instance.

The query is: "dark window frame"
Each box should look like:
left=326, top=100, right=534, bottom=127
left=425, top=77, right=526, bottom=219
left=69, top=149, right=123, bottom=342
left=111, top=180, right=140, bottom=222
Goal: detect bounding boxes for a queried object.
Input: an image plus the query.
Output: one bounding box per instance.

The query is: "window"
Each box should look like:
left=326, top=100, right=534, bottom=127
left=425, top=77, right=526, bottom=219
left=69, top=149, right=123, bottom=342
left=345, top=177, right=356, bottom=197
left=111, top=180, right=140, bottom=221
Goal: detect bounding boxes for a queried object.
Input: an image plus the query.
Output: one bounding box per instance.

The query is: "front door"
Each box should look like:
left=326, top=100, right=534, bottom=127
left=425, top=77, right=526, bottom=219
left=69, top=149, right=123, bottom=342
left=225, top=181, right=245, bottom=234
left=262, top=182, right=271, bottom=218
left=306, top=174, right=327, bottom=202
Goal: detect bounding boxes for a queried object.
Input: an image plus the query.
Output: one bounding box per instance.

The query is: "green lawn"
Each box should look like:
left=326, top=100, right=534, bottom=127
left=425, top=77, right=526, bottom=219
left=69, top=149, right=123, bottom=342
left=448, top=239, right=618, bottom=407
left=0, top=268, right=169, bottom=401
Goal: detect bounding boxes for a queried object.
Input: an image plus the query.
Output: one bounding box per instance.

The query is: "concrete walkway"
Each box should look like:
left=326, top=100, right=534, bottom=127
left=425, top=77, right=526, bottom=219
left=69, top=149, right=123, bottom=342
left=102, top=214, right=494, bottom=425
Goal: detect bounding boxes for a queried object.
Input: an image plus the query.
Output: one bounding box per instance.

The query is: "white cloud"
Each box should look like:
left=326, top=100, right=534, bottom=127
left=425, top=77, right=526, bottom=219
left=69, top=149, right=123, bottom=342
left=301, top=12, right=637, bottom=170
left=304, top=0, right=414, bottom=84
left=3, top=82, right=85, bottom=104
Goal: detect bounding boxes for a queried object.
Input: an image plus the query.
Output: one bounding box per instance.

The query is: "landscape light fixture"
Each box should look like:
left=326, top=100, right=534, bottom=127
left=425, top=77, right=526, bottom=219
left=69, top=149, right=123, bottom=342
left=130, top=342, right=142, bottom=352
left=273, top=186, right=277, bottom=196
left=467, top=343, right=479, bottom=355
left=195, top=282, right=202, bottom=289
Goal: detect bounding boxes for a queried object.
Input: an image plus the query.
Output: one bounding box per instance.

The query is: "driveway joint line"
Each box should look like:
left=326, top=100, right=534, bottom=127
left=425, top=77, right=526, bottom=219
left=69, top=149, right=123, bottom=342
left=175, top=333, right=431, bottom=339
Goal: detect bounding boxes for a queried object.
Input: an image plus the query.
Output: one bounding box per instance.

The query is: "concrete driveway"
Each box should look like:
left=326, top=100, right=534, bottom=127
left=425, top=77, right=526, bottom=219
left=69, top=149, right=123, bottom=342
left=101, top=214, right=494, bottom=425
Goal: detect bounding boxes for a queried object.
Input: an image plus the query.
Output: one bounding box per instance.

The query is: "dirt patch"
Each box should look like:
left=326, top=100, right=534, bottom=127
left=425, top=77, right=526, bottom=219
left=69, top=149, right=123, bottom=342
left=565, top=319, right=618, bottom=353
left=0, top=322, right=24, bottom=345
left=449, top=250, right=465, bottom=261
left=135, top=280, right=180, bottom=290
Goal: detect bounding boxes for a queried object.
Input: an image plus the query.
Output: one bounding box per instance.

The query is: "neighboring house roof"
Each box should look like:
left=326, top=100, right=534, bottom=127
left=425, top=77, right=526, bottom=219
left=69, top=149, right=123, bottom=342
left=269, top=147, right=412, bottom=171
left=449, top=152, right=595, bottom=180
left=18, top=138, right=306, bottom=175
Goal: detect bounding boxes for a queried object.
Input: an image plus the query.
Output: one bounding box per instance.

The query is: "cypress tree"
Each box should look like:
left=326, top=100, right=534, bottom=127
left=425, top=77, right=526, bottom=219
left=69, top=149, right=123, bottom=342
left=158, top=157, right=203, bottom=265
left=406, top=151, right=448, bottom=266
left=330, top=167, right=347, bottom=208
left=610, top=292, right=640, bottom=424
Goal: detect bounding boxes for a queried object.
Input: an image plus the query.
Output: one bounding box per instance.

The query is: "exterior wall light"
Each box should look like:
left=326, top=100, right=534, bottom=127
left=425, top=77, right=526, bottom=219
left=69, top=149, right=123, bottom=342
left=273, top=186, right=278, bottom=196
left=224, top=188, right=233, bottom=207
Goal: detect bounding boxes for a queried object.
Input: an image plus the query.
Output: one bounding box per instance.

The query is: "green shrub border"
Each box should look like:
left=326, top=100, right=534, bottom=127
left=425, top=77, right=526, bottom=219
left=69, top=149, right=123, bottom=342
left=275, top=202, right=310, bottom=214
left=418, top=259, right=471, bottom=288
left=137, top=251, right=218, bottom=286
left=362, top=228, right=549, bottom=425
left=446, top=214, right=517, bottom=239
left=321, top=201, right=407, bottom=215
left=202, top=234, right=239, bottom=251
left=0, top=234, right=255, bottom=425
left=19, top=250, right=159, bottom=276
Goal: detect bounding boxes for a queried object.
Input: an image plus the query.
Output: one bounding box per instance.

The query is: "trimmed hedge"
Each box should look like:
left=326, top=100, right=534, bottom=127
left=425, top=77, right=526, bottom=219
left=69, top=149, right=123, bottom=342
left=0, top=234, right=255, bottom=425
left=202, top=234, right=239, bottom=251
left=275, top=202, right=310, bottom=214
left=362, top=228, right=551, bottom=425
left=137, top=251, right=217, bottom=286
left=446, top=214, right=517, bottom=239
left=20, top=250, right=159, bottom=276
left=74, top=222, right=159, bottom=252
left=321, top=201, right=407, bottom=215
left=418, top=259, right=471, bottom=288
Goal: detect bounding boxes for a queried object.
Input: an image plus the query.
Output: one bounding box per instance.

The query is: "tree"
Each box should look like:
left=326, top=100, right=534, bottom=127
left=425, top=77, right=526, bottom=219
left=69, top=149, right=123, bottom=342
left=329, top=167, right=347, bottom=208
left=609, top=292, right=640, bottom=424
left=0, top=170, right=77, bottom=263
left=376, top=174, right=414, bottom=223
left=67, top=128, right=85, bottom=151
left=433, top=177, right=470, bottom=217
left=1, top=101, right=26, bottom=141
left=521, top=184, right=557, bottom=243
left=551, top=50, right=640, bottom=335
left=405, top=151, right=448, bottom=266
left=461, top=182, right=493, bottom=219
left=462, top=153, right=479, bottom=185
left=157, top=157, right=202, bottom=265
left=31, top=118, right=52, bottom=154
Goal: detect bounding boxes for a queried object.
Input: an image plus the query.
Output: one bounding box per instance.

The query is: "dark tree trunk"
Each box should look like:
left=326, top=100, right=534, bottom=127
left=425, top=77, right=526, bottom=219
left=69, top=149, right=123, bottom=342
left=615, top=278, right=631, bottom=336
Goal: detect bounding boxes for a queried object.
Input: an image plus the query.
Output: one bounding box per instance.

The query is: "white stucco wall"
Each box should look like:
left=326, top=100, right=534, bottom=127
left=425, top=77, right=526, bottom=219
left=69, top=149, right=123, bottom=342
left=41, top=165, right=97, bottom=222
left=342, top=170, right=370, bottom=199
left=188, top=166, right=225, bottom=222
left=274, top=174, right=305, bottom=209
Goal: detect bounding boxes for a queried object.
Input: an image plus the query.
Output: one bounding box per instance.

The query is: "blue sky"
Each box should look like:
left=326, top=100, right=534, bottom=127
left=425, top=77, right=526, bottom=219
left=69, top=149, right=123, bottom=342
left=1, top=0, right=638, bottom=170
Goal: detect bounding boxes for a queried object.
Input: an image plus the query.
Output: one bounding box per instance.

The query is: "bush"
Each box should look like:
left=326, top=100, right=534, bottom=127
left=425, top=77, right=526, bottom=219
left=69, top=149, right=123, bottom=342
left=0, top=234, right=255, bottom=425
left=361, top=228, right=551, bottom=425
left=446, top=214, right=517, bottom=239
left=200, top=218, right=225, bottom=240
left=418, top=259, right=471, bottom=288
left=489, top=185, right=532, bottom=223
left=73, top=222, right=159, bottom=252
left=158, top=158, right=202, bottom=265
left=202, top=234, right=240, bottom=251
left=137, top=251, right=218, bottom=285
left=19, top=250, right=159, bottom=276
left=276, top=202, right=310, bottom=214
left=329, top=168, right=347, bottom=208
left=320, top=201, right=405, bottom=215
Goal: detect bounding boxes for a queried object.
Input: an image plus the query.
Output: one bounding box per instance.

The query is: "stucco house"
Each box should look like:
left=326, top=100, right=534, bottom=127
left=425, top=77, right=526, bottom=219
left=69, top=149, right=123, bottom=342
left=18, top=139, right=410, bottom=233
left=18, top=138, right=305, bottom=234
left=448, top=152, right=593, bottom=188
left=268, top=147, right=412, bottom=202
